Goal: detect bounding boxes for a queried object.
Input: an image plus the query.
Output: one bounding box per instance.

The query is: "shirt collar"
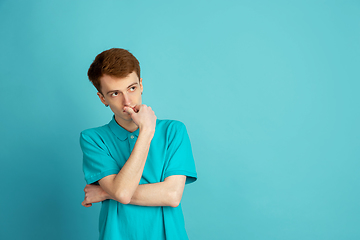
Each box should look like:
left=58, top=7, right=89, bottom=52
left=108, top=115, right=139, bottom=141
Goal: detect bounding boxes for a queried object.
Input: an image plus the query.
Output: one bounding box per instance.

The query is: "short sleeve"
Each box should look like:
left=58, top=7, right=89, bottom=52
left=80, top=131, right=120, bottom=184
left=164, top=121, right=197, bottom=184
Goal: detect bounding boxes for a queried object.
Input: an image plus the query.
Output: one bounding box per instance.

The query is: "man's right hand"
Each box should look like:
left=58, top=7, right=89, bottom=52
left=124, top=104, right=157, bottom=133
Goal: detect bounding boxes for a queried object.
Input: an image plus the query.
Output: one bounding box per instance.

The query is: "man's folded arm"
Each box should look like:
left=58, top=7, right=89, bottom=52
left=97, top=129, right=154, bottom=205
left=83, top=175, right=186, bottom=208
left=129, top=175, right=186, bottom=207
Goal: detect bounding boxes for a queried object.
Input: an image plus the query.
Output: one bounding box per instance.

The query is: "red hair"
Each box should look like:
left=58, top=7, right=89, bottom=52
left=87, top=48, right=140, bottom=93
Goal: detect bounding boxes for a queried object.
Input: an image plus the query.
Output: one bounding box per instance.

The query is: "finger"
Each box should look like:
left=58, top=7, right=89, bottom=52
left=133, top=105, right=140, bottom=113
left=84, top=184, right=91, bottom=192
left=82, top=200, right=92, bottom=207
left=124, top=106, right=135, bottom=115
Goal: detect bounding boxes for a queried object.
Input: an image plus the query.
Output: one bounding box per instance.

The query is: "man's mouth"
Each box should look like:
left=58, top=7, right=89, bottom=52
left=123, top=106, right=138, bottom=113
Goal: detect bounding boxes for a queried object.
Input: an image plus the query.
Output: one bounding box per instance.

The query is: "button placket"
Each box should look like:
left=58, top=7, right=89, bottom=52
left=128, top=134, right=137, bottom=151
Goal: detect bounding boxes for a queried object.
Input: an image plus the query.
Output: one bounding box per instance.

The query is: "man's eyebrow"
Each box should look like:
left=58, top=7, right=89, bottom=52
left=127, top=82, right=138, bottom=88
left=106, top=82, right=138, bottom=95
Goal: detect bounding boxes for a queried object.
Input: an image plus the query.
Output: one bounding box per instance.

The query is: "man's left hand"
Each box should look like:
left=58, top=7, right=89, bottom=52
left=82, top=184, right=109, bottom=207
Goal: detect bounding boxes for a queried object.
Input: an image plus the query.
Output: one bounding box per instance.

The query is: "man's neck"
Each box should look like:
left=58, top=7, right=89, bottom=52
left=114, top=116, right=139, bottom=133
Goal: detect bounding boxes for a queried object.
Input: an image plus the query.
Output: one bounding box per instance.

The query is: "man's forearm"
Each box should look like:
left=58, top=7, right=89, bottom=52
left=103, top=175, right=186, bottom=207
left=130, top=176, right=186, bottom=207
left=99, top=129, right=154, bottom=204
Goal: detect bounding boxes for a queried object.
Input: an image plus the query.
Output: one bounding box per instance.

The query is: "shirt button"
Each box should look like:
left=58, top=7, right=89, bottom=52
left=130, top=135, right=134, bottom=139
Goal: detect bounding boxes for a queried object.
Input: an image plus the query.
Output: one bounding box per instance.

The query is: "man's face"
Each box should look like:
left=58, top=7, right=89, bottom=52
left=97, top=71, right=143, bottom=125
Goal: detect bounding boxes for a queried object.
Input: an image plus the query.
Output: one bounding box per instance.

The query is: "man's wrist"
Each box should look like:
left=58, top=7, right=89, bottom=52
left=139, top=128, right=155, bottom=139
left=102, top=188, right=113, bottom=200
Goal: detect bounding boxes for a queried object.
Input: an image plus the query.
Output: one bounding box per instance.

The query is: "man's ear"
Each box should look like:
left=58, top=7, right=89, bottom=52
left=97, top=92, right=108, bottom=105
left=139, top=78, right=143, bottom=93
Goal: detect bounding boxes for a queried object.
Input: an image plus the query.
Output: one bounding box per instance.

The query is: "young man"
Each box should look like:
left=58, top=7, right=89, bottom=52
left=80, top=48, right=197, bottom=240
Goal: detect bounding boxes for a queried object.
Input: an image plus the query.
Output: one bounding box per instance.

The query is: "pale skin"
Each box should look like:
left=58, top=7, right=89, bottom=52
left=82, top=72, right=186, bottom=208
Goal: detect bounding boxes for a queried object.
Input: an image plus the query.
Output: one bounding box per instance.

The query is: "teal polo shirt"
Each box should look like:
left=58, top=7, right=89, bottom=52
left=80, top=116, right=197, bottom=240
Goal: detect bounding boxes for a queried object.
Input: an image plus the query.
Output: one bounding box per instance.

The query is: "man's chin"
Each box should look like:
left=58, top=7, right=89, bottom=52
left=115, top=113, right=133, bottom=122
left=122, top=115, right=133, bottom=121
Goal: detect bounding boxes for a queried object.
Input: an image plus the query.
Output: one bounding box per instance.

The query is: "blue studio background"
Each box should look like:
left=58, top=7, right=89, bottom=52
left=1, top=1, right=359, bottom=239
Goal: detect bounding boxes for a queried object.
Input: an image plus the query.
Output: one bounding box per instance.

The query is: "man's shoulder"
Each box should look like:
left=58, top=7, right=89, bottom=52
left=156, top=119, right=187, bottom=138
left=80, top=123, right=110, bottom=138
left=157, top=119, right=186, bottom=130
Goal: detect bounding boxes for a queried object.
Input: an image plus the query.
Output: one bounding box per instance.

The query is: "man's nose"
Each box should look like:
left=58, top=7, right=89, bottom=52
left=123, top=93, right=131, bottom=105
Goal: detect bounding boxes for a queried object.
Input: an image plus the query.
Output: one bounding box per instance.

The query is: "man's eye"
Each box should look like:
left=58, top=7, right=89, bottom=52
left=130, top=87, right=136, bottom=91
left=111, top=92, right=118, bottom=97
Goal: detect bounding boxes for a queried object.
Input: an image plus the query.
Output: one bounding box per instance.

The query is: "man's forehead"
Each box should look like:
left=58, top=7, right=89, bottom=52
left=100, top=73, right=140, bottom=93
